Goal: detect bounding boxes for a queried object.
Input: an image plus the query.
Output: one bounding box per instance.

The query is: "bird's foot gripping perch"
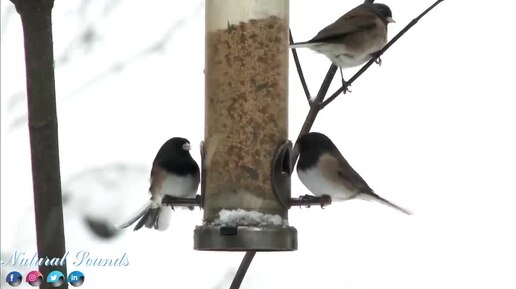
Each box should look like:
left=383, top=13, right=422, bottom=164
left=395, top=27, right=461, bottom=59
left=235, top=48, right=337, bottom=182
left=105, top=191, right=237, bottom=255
left=371, top=51, right=383, bottom=66
left=339, top=68, right=352, bottom=95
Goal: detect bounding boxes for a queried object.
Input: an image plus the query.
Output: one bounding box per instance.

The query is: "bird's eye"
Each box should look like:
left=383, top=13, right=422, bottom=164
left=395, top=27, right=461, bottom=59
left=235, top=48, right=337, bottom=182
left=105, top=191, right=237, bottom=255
left=182, top=143, right=192, bottom=151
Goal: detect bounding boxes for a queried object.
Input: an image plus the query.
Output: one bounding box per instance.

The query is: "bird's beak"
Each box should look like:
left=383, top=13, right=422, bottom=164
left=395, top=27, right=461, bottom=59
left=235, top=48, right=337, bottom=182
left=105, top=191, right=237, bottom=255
left=182, top=143, right=192, bottom=151
left=386, top=17, right=395, bottom=23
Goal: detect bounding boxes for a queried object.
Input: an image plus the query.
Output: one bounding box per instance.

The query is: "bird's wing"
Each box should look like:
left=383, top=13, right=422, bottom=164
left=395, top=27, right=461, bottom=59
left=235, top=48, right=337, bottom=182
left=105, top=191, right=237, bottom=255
left=309, top=6, right=379, bottom=44
left=149, top=165, right=167, bottom=196
left=319, top=152, right=373, bottom=194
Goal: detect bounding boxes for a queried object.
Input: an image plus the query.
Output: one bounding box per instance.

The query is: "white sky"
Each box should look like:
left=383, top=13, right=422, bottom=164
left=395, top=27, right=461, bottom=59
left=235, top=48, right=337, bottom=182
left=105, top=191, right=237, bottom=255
left=2, top=0, right=516, bottom=288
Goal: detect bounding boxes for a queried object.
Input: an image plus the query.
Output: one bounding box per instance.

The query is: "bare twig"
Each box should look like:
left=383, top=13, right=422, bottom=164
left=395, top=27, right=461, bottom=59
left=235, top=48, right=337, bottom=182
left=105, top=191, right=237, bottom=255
left=9, top=2, right=204, bottom=129
left=230, top=252, right=256, bottom=289
left=289, top=29, right=311, bottom=105
left=290, top=64, right=338, bottom=167
left=320, top=0, right=445, bottom=108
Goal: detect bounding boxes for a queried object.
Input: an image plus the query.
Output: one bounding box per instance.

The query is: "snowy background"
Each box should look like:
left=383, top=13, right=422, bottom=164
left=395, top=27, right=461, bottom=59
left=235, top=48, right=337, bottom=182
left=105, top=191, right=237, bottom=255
left=2, top=0, right=516, bottom=288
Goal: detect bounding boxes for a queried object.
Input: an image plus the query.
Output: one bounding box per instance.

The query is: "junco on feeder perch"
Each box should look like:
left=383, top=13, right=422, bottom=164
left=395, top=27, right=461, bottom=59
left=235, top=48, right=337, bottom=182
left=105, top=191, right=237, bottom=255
left=290, top=2, right=395, bottom=89
left=296, top=132, right=411, bottom=215
left=118, top=137, right=200, bottom=231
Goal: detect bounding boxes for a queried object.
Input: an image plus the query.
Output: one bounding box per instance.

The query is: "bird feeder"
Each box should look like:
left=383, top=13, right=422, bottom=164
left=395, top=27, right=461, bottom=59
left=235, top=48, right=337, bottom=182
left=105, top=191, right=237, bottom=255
left=194, top=0, right=296, bottom=251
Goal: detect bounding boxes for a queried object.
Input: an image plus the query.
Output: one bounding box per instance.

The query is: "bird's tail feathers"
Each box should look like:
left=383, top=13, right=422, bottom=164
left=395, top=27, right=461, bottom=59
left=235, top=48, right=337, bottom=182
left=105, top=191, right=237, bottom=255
left=289, top=41, right=317, bottom=49
left=133, top=207, right=155, bottom=231
left=116, top=200, right=154, bottom=229
left=132, top=200, right=171, bottom=231
left=117, top=199, right=172, bottom=230
left=363, top=192, right=412, bottom=215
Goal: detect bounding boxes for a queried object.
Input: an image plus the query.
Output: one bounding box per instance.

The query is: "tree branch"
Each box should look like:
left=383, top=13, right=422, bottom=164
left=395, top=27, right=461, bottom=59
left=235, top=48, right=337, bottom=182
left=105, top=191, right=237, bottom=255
left=230, top=251, right=256, bottom=289
left=10, top=1, right=68, bottom=288
left=290, top=64, right=338, bottom=168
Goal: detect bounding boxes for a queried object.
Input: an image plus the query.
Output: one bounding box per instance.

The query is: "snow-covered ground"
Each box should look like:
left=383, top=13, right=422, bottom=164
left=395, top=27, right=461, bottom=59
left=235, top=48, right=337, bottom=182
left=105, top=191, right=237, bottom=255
left=2, top=0, right=516, bottom=288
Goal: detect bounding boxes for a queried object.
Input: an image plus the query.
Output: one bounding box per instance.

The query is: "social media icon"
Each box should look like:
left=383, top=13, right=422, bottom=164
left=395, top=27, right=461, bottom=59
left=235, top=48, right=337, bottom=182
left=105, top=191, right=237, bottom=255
left=47, top=270, right=65, bottom=287
left=67, top=271, right=85, bottom=287
left=25, top=271, right=43, bottom=287
left=5, top=271, right=22, bottom=287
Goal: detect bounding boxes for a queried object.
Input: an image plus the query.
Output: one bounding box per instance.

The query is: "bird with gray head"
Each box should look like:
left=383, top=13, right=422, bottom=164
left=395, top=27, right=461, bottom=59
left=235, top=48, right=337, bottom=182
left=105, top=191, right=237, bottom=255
left=118, top=137, right=200, bottom=231
left=296, top=132, right=411, bottom=215
left=290, top=2, right=394, bottom=88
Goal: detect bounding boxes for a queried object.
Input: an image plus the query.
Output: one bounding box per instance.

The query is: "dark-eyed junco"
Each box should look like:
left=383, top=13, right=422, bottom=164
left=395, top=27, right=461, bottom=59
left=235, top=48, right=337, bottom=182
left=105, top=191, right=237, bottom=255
left=296, top=132, right=411, bottom=215
left=290, top=2, right=394, bottom=86
left=118, top=137, right=200, bottom=231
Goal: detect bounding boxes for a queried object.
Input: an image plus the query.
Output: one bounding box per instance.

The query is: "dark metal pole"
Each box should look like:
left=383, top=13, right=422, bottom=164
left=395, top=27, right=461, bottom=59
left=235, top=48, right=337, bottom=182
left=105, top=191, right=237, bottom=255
left=10, top=1, right=68, bottom=288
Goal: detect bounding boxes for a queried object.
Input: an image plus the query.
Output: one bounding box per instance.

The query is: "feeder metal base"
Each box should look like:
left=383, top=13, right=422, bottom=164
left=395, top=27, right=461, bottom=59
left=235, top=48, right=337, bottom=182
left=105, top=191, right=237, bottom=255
left=194, top=225, right=297, bottom=251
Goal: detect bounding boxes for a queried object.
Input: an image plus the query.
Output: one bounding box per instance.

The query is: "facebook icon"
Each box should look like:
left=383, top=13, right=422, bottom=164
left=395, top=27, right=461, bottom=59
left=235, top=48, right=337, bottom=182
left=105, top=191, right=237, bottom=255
left=67, top=271, right=84, bottom=287
left=5, top=271, right=22, bottom=287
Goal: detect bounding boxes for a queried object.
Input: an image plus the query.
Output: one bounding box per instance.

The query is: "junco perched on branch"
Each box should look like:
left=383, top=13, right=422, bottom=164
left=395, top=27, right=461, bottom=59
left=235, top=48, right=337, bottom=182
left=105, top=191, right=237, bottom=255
left=290, top=2, right=394, bottom=88
left=118, top=137, right=200, bottom=231
left=296, top=132, right=411, bottom=215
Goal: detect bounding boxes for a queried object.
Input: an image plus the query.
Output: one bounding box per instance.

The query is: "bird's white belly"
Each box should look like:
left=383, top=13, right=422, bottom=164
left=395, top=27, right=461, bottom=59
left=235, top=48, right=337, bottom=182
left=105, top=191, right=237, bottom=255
left=334, top=53, right=372, bottom=68
left=311, top=43, right=381, bottom=68
left=161, top=173, right=198, bottom=198
left=297, top=168, right=357, bottom=200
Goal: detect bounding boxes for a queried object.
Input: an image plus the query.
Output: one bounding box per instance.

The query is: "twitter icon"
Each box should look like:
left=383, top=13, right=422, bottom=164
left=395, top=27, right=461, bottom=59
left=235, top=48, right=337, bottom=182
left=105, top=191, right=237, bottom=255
left=47, top=270, right=65, bottom=287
